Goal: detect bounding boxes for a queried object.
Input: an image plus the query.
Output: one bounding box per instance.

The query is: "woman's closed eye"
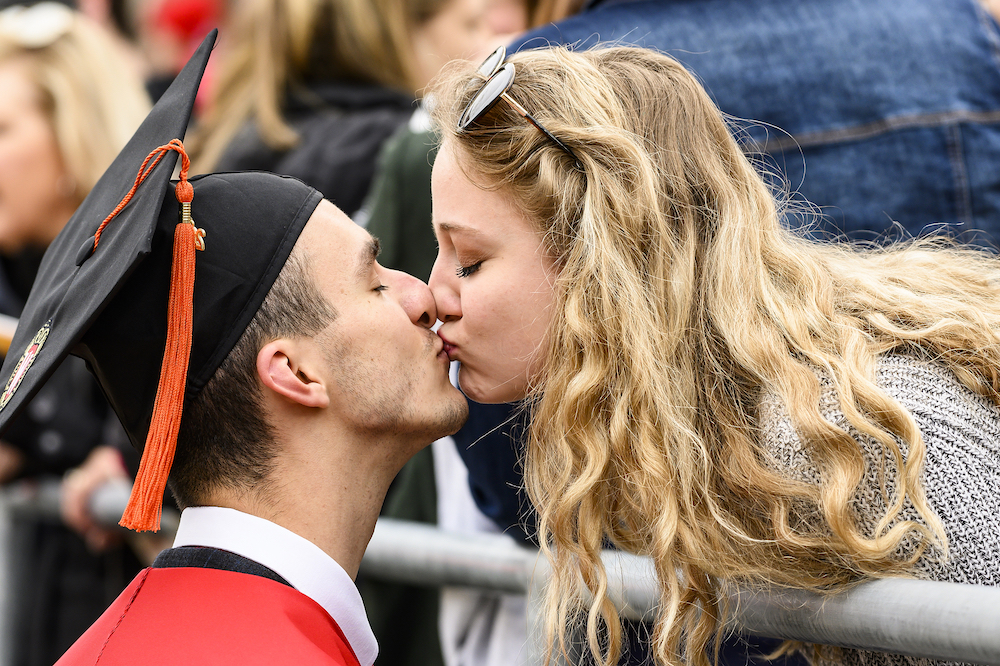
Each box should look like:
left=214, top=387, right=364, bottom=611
left=456, top=261, right=482, bottom=278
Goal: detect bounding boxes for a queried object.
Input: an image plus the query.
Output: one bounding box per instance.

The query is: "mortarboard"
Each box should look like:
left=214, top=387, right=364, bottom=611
left=0, top=30, right=324, bottom=531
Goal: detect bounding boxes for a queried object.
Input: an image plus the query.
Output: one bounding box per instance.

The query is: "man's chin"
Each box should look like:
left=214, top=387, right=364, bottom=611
left=439, top=394, right=470, bottom=437
left=405, top=390, right=470, bottom=444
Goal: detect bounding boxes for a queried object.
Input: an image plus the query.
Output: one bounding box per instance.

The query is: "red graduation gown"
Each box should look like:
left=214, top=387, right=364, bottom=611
left=55, top=566, right=362, bottom=665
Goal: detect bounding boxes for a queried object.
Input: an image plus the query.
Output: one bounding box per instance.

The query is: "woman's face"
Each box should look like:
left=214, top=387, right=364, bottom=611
left=0, top=60, right=76, bottom=253
left=429, top=141, right=558, bottom=404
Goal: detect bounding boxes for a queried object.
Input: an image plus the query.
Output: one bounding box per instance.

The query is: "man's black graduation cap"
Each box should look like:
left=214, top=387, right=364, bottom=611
left=0, top=31, right=323, bottom=531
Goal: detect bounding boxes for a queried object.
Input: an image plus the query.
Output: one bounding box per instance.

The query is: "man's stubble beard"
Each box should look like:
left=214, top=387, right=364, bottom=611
left=319, top=332, right=468, bottom=441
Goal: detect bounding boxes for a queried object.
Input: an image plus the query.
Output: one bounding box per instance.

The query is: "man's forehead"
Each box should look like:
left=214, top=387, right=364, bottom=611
left=299, top=200, right=379, bottom=275
left=301, top=200, right=361, bottom=247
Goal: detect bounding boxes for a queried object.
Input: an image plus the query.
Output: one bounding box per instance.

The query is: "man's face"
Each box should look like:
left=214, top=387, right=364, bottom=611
left=297, top=201, right=468, bottom=442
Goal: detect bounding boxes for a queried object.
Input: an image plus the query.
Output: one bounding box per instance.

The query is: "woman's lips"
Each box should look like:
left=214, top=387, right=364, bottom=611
left=437, top=332, right=457, bottom=360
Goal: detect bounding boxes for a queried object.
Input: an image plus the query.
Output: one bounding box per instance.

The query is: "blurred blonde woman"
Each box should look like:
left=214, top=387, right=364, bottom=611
left=191, top=0, right=492, bottom=216
left=0, top=4, right=151, bottom=663
left=0, top=2, right=149, bottom=253
left=426, top=46, right=1000, bottom=666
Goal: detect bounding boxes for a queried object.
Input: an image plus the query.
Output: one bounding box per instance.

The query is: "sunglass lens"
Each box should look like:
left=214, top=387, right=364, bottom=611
left=460, top=63, right=516, bottom=129
left=477, top=45, right=506, bottom=78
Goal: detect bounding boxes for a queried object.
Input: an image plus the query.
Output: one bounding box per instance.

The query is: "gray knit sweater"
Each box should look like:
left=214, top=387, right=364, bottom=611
left=757, top=354, right=1000, bottom=666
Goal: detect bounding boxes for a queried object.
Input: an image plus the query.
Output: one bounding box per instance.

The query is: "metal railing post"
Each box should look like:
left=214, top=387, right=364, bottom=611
left=0, top=489, right=13, bottom=666
left=726, top=579, right=1000, bottom=663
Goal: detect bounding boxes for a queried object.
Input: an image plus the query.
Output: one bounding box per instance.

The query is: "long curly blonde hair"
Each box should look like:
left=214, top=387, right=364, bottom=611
left=429, top=46, right=1000, bottom=665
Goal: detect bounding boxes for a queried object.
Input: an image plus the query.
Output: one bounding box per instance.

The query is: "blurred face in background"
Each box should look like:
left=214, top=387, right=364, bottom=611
left=411, top=0, right=493, bottom=91
left=484, top=0, right=529, bottom=43
left=0, top=60, right=77, bottom=253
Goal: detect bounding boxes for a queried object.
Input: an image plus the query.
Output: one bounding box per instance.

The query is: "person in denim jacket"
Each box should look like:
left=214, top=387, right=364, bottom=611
left=511, top=0, right=1000, bottom=247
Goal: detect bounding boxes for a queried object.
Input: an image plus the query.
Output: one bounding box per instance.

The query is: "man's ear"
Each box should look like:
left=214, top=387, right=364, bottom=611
left=256, top=340, right=330, bottom=408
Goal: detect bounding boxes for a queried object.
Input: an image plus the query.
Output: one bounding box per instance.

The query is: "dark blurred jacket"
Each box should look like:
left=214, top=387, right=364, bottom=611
left=213, top=82, right=414, bottom=217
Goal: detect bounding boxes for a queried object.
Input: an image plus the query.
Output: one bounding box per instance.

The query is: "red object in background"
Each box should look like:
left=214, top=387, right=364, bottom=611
left=155, top=0, right=221, bottom=44
left=151, top=0, right=223, bottom=110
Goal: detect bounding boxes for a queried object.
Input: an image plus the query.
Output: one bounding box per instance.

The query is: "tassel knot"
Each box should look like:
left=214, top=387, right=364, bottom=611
left=175, top=180, right=194, bottom=204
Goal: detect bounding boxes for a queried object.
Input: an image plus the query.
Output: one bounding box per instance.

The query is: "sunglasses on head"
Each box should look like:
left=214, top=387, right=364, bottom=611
left=459, top=46, right=583, bottom=170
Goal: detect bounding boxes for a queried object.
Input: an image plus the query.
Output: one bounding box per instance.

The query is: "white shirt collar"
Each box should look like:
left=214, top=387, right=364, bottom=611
left=172, top=506, right=378, bottom=666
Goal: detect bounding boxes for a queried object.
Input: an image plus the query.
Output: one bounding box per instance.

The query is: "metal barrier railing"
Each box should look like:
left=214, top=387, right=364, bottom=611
left=2, top=479, right=1000, bottom=665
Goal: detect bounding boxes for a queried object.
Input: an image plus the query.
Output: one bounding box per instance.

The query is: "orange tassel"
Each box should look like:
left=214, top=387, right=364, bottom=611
left=94, top=139, right=205, bottom=532
left=119, top=220, right=199, bottom=531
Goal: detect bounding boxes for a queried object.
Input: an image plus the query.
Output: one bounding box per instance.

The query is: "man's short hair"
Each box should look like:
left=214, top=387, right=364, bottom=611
left=170, top=249, right=336, bottom=508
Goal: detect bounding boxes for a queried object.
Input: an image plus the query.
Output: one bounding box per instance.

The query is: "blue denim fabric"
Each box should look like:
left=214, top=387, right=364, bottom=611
left=511, top=0, right=1000, bottom=246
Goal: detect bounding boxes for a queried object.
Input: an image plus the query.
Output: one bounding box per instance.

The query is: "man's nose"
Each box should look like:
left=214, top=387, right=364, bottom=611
left=428, top=257, right=460, bottom=322
left=389, top=269, right=436, bottom=328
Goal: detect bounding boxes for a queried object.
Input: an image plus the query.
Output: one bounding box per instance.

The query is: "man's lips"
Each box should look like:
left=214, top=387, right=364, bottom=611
left=430, top=332, right=450, bottom=366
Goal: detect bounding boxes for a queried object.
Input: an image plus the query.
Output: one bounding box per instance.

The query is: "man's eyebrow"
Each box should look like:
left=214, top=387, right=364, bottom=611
left=355, top=237, right=380, bottom=281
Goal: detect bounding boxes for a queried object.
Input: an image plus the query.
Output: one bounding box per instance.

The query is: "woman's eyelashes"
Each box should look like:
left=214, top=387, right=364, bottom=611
left=456, top=261, right=483, bottom=278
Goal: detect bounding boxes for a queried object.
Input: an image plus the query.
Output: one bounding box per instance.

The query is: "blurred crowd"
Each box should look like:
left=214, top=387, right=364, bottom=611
left=1, top=0, right=1000, bottom=665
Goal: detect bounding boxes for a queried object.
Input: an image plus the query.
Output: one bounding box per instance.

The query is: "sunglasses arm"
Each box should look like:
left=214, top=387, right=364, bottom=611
left=503, top=94, right=584, bottom=170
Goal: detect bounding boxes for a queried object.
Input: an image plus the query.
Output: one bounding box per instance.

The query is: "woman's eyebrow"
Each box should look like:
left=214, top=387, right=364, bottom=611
left=435, top=221, right=484, bottom=236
